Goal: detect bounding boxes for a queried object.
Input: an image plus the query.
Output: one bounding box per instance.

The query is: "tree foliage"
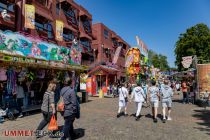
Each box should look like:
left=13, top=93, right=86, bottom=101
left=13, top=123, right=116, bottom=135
left=148, top=50, right=169, bottom=71
left=175, top=23, right=210, bottom=71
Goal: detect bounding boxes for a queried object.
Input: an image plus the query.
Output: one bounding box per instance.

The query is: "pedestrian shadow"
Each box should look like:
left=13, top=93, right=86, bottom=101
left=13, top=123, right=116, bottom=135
left=74, top=128, right=85, bottom=139
left=193, top=109, right=210, bottom=135
left=58, top=126, right=85, bottom=139
left=145, top=114, right=162, bottom=120
left=172, top=99, right=183, bottom=104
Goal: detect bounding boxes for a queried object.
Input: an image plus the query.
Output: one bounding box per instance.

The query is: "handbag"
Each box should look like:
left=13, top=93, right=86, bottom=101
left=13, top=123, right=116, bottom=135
left=57, top=88, right=70, bottom=112
left=48, top=115, right=58, bottom=131
left=121, top=87, right=128, bottom=102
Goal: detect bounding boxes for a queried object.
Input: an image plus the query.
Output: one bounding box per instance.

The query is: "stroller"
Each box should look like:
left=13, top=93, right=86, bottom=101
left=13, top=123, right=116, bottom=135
left=2, top=97, right=19, bottom=121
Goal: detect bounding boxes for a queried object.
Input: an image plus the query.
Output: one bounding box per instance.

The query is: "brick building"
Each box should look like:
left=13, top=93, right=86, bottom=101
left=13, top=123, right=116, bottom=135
left=0, top=0, right=94, bottom=66
left=88, top=23, right=130, bottom=95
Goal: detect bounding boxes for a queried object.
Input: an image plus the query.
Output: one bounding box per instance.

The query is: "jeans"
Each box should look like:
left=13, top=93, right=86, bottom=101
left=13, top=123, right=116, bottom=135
left=16, top=98, right=23, bottom=114
left=183, top=92, right=189, bottom=103
left=61, top=115, right=75, bottom=140
left=37, top=111, right=53, bottom=131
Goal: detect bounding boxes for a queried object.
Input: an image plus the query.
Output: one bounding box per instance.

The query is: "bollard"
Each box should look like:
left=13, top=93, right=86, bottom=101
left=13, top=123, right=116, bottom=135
left=99, top=89, right=104, bottom=98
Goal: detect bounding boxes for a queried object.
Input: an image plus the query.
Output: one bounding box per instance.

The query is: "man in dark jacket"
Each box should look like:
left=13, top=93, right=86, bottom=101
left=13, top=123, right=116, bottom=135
left=61, top=78, right=78, bottom=140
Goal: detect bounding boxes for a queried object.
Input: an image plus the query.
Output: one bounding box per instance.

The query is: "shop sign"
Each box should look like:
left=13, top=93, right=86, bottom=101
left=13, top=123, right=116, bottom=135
left=80, top=73, right=88, bottom=90
left=24, top=4, right=35, bottom=29
left=55, top=20, right=64, bottom=41
left=182, top=56, right=192, bottom=68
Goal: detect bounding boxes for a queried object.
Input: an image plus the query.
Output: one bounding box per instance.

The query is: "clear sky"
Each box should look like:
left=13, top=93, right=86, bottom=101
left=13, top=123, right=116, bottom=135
left=75, top=0, right=210, bottom=67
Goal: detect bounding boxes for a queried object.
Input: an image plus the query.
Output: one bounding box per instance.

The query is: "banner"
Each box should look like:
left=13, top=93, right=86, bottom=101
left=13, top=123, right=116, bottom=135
left=136, top=36, right=148, bottom=57
left=0, top=30, right=81, bottom=65
left=24, top=4, right=35, bottom=29
left=56, top=20, right=64, bottom=41
left=182, top=56, right=193, bottom=68
left=112, top=46, right=122, bottom=64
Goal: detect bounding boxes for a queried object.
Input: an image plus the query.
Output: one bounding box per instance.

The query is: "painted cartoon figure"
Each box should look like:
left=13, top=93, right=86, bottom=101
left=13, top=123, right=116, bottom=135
left=31, top=42, right=41, bottom=56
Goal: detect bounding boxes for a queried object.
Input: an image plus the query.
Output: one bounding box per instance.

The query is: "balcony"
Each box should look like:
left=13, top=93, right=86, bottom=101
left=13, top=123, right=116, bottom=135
left=0, top=2, right=15, bottom=30
left=57, top=1, right=79, bottom=30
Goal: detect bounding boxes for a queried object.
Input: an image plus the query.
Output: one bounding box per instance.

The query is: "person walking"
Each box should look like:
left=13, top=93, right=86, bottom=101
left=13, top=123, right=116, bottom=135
left=130, top=82, right=146, bottom=121
left=15, top=82, right=25, bottom=118
left=117, top=83, right=129, bottom=118
left=148, top=80, right=160, bottom=123
left=36, top=82, right=56, bottom=138
left=61, top=78, right=78, bottom=140
left=161, top=80, right=174, bottom=123
left=182, top=81, right=188, bottom=104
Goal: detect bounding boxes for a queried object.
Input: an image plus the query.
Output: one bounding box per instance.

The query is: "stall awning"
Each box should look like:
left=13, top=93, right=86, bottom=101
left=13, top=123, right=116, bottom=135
left=88, top=65, right=119, bottom=75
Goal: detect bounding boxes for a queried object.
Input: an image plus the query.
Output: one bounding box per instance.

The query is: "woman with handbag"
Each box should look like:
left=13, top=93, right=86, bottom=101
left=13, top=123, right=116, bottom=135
left=117, top=83, right=129, bottom=118
left=36, top=82, right=56, bottom=138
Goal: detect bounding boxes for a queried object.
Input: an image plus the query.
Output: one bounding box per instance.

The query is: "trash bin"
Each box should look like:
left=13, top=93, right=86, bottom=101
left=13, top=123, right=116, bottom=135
left=82, top=91, right=88, bottom=103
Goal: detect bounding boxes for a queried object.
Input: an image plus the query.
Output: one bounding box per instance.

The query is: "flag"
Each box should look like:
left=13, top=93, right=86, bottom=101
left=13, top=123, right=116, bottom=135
left=112, top=46, right=122, bottom=64
left=24, top=4, right=35, bottom=29
left=136, top=36, right=148, bottom=57
left=56, top=20, right=64, bottom=41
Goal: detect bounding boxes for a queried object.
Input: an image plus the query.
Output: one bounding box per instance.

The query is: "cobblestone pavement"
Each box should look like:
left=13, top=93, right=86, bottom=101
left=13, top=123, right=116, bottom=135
left=0, top=95, right=210, bottom=140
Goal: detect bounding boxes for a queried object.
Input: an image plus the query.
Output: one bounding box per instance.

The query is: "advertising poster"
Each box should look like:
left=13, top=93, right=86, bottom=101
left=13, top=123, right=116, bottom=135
left=25, top=4, right=35, bottom=29
left=56, top=20, right=64, bottom=41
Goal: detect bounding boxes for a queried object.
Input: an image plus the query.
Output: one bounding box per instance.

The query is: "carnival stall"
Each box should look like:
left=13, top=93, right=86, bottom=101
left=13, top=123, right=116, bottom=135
left=0, top=30, right=87, bottom=113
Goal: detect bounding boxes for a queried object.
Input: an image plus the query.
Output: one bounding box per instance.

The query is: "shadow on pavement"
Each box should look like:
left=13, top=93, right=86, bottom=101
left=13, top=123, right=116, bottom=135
left=58, top=126, right=85, bottom=139
left=172, top=99, right=183, bottom=104
left=193, top=109, right=210, bottom=135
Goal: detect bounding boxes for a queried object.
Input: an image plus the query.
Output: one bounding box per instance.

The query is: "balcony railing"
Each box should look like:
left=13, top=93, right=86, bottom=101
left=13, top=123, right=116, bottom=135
left=0, top=3, right=15, bottom=27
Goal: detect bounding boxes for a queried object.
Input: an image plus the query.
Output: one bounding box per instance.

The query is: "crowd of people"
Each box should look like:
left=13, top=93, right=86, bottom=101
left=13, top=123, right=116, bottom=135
left=116, top=79, right=174, bottom=123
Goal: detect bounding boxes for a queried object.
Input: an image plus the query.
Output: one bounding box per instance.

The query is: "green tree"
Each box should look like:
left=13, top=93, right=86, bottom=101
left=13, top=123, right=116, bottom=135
left=148, top=50, right=169, bottom=71
left=175, top=23, right=210, bottom=71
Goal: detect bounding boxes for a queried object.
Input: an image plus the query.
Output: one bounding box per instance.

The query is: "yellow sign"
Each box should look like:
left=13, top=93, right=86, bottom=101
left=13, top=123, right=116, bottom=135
left=25, top=4, right=35, bottom=29
left=56, top=20, right=64, bottom=41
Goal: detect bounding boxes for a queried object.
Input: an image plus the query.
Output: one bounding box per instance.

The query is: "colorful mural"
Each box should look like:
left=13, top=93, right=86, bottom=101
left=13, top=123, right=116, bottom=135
left=0, top=30, right=82, bottom=65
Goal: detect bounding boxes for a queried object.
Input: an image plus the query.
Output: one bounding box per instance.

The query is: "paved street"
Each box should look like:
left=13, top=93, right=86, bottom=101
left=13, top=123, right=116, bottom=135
left=0, top=95, right=210, bottom=140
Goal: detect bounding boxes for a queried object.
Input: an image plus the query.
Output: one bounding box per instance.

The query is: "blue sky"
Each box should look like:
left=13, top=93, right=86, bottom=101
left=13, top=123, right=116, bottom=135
left=75, top=0, right=210, bottom=67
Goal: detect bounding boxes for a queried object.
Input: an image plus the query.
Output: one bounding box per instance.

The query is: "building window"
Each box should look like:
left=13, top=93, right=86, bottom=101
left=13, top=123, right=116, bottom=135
left=112, top=38, right=119, bottom=46
left=82, top=20, right=91, bottom=34
left=80, top=39, right=91, bottom=50
left=62, top=8, right=78, bottom=26
left=104, top=29, right=109, bottom=39
left=35, top=21, right=53, bottom=39
left=63, top=29, right=74, bottom=42
left=0, top=2, right=14, bottom=12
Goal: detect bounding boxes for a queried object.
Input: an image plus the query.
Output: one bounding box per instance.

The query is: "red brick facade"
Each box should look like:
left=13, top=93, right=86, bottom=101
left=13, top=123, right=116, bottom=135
left=92, top=23, right=130, bottom=80
left=0, top=0, right=93, bottom=66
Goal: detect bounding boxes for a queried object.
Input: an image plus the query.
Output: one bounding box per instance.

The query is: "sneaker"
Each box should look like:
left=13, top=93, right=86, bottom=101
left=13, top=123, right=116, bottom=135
left=167, top=117, right=172, bottom=121
left=18, top=114, right=23, bottom=118
left=135, top=116, right=140, bottom=121
left=117, top=113, right=120, bottom=118
left=124, top=113, right=128, bottom=117
left=162, top=119, right=166, bottom=123
left=153, top=118, right=158, bottom=123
